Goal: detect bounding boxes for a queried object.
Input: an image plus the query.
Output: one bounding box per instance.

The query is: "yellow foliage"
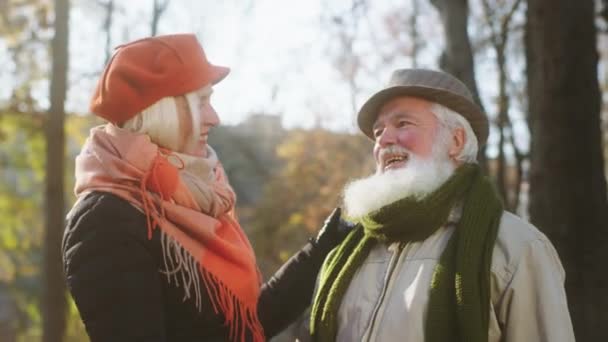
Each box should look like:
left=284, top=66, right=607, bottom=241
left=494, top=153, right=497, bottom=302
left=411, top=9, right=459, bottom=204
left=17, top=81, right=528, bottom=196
left=251, top=128, right=375, bottom=276
left=0, top=111, right=98, bottom=340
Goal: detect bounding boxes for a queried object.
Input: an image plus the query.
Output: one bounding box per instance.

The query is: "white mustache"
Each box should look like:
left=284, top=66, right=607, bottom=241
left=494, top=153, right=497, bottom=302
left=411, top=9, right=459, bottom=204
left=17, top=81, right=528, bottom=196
left=379, top=145, right=411, bottom=159
left=344, top=151, right=456, bottom=218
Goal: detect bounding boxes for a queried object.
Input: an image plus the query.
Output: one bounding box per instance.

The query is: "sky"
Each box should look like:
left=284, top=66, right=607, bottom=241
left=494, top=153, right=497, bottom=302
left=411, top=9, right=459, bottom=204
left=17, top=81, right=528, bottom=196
left=0, top=0, right=532, bottom=155
left=67, top=0, right=371, bottom=131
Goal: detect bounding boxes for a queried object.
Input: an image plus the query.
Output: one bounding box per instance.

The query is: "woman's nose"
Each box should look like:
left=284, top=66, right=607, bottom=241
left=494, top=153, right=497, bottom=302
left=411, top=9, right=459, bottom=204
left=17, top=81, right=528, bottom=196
left=203, top=106, right=220, bottom=127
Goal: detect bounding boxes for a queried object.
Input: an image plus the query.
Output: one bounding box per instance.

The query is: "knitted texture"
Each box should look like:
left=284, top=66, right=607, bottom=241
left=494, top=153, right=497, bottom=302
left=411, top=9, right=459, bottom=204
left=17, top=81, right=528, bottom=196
left=310, top=163, right=503, bottom=342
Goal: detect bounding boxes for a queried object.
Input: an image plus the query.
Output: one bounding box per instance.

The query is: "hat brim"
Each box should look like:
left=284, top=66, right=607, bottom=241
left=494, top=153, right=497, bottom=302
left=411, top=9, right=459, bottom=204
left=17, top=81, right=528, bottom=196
left=357, top=85, right=489, bottom=146
left=210, top=65, right=230, bottom=85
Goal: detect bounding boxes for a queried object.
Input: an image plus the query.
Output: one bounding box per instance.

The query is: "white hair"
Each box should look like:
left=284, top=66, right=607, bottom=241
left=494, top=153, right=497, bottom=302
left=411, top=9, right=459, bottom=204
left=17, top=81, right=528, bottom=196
left=121, top=86, right=209, bottom=151
left=343, top=101, right=478, bottom=218
left=430, top=103, right=479, bottom=163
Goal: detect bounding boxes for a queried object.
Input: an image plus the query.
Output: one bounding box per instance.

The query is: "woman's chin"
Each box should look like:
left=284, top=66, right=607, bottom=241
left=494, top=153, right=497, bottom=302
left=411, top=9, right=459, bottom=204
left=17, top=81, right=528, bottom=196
left=182, top=145, right=207, bottom=158
left=191, top=149, right=207, bottom=158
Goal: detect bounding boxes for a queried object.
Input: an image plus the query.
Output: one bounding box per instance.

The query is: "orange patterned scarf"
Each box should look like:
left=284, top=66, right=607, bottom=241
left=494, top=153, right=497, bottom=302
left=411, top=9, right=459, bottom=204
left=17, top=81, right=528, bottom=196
left=73, top=124, right=264, bottom=342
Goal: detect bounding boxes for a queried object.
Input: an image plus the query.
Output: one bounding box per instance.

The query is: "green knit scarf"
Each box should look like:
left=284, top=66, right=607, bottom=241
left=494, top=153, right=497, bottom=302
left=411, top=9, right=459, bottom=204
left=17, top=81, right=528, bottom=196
left=310, top=163, right=503, bottom=342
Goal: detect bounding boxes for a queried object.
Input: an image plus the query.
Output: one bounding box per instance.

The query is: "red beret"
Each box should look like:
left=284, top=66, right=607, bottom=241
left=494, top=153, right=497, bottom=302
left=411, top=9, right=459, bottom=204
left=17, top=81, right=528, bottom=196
left=90, top=33, right=229, bottom=124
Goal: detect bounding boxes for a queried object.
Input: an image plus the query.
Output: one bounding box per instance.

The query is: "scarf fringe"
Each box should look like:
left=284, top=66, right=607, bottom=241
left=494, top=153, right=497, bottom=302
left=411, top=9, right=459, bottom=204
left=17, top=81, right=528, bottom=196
left=201, top=267, right=265, bottom=342
left=160, top=232, right=265, bottom=342
left=160, top=232, right=203, bottom=308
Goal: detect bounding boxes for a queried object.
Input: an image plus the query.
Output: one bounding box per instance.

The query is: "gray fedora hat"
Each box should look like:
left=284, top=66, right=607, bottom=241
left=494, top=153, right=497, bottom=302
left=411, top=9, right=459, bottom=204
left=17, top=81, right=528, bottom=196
left=357, top=68, right=489, bottom=146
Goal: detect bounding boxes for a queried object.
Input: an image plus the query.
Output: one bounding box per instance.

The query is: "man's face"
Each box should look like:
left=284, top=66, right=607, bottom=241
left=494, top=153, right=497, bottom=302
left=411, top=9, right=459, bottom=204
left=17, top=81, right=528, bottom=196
left=372, top=96, right=440, bottom=173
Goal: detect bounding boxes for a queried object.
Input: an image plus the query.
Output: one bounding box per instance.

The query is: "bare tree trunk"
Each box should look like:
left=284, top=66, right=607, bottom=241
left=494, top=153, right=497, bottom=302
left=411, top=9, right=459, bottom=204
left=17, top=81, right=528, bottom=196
left=527, top=0, right=608, bottom=339
left=151, top=0, right=169, bottom=36
left=42, top=1, right=69, bottom=342
left=103, top=0, right=114, bottom=64
left=330, top=9, right=363, bottom=119
left=480, top=0, right=523, bottom=208
left=409, top=0, right=420, bottom=68
left=496, top=48, right=508, bottom=202
left=601, top=0, right=608, bottom=27
left=507, top=122, right=525, bottom=212
left=429, top=0, right=483, bottom=112
left=0, top=285, right=17, bottom=342
left=429, top=0, right=488, bottom=170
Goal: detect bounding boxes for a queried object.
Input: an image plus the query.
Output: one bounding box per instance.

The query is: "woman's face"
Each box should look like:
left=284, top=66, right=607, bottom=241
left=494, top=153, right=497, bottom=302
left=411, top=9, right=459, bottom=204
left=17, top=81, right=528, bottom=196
left=177, top=86, right=219, bottom=157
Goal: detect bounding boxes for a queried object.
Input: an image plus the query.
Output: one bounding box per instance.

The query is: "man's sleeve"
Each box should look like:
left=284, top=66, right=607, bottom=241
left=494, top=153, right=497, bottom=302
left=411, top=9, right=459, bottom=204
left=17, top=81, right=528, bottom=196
left=495, top=238, right=575, bottom=342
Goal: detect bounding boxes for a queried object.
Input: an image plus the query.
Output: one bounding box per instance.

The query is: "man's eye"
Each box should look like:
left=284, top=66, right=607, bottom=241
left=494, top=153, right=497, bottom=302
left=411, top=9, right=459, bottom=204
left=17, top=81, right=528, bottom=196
left=397, top=120, right=412, bottom=127
left=373, top=129, right=383, bottom=138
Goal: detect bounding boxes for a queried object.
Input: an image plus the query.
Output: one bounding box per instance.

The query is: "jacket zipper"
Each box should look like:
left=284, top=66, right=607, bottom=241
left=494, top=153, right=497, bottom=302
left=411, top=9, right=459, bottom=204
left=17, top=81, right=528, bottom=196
left=364, top=242, right=407, bottom=342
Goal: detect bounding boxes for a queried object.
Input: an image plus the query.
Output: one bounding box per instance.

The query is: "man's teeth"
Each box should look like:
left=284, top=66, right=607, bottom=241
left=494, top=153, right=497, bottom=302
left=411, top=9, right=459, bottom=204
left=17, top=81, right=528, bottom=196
left=386, top=156, right=406, bottom=166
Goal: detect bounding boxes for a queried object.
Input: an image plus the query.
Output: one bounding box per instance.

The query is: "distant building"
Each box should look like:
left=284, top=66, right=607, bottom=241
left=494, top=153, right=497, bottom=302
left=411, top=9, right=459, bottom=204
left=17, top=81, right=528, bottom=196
left=238, top=113, right=283, bottom=139
left=209, top=113, right=285, bottom=210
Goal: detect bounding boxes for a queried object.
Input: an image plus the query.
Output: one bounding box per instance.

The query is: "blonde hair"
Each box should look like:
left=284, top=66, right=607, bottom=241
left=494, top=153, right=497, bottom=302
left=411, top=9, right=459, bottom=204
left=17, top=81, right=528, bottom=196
left=121, top=86, right=211, bottom=152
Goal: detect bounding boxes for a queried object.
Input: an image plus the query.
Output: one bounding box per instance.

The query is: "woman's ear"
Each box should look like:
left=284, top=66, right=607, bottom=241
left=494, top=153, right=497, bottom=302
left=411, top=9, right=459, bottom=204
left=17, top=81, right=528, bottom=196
left=448, top=127, right=465, bottom=161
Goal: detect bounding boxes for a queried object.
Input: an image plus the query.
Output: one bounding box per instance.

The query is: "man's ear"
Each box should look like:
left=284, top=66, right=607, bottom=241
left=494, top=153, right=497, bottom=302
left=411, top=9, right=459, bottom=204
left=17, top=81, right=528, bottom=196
left=448, top=127, right=465, bottom=161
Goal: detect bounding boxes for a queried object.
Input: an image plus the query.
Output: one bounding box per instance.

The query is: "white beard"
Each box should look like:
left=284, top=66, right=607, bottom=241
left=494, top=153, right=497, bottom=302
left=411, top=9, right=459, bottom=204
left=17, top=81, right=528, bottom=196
left=343, top=146, right=456, bottom=220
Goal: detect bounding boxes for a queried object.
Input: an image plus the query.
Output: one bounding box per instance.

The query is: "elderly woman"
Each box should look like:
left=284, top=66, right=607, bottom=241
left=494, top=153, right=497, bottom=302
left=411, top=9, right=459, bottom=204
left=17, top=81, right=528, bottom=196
left=62, top=34, right=345, bottom=342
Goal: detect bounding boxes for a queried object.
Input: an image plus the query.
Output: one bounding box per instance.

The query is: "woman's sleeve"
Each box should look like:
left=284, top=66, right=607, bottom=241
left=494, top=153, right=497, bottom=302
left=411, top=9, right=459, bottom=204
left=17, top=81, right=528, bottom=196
left=257, top=239, right=332, bottom=338
left=63, top=195, right=167, bottom=342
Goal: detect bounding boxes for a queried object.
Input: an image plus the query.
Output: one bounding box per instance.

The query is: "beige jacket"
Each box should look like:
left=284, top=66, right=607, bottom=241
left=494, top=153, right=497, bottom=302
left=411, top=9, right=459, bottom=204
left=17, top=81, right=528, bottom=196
left=301, top=211, right=575, bottom=342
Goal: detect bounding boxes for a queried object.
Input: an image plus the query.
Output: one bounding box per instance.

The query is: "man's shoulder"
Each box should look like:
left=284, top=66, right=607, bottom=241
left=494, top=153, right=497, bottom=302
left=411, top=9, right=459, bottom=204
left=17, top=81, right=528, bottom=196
left=496, top=211, right=549, bottom=247
left=490, top=211, right=555, bottom=281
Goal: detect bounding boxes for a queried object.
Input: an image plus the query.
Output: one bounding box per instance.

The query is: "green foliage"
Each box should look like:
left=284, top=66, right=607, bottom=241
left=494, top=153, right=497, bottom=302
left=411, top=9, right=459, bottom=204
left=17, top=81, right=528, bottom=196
left=0, top=111, right=96, bottom=341
left=0, top=112, right=45, bottom=340
left=63, top=298, right=87, bottom=342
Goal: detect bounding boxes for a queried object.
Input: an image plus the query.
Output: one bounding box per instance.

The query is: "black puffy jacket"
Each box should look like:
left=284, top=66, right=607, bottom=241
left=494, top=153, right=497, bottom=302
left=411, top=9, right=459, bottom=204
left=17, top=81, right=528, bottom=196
left=62, top=192, right=333, bottom=341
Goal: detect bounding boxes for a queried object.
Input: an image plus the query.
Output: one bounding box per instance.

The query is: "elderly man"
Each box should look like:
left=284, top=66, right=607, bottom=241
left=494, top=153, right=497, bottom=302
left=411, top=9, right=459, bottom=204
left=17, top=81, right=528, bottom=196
left=307, top=69, right=574, bottom=342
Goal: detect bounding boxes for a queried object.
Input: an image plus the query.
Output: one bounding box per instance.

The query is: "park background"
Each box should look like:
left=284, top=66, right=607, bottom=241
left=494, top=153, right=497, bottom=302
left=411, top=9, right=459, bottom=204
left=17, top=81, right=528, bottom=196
left=1, top=0, right=607, bottom=341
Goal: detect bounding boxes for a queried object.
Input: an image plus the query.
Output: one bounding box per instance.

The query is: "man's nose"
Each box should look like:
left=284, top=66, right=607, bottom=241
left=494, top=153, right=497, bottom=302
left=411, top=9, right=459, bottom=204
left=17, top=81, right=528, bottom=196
left=377, top=126, right=396, bottom=147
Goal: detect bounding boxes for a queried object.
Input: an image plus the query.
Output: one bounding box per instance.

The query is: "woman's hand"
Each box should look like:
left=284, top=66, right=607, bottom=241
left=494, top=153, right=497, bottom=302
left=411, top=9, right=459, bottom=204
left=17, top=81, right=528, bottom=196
left=314, top=208, right=354, bottom=249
